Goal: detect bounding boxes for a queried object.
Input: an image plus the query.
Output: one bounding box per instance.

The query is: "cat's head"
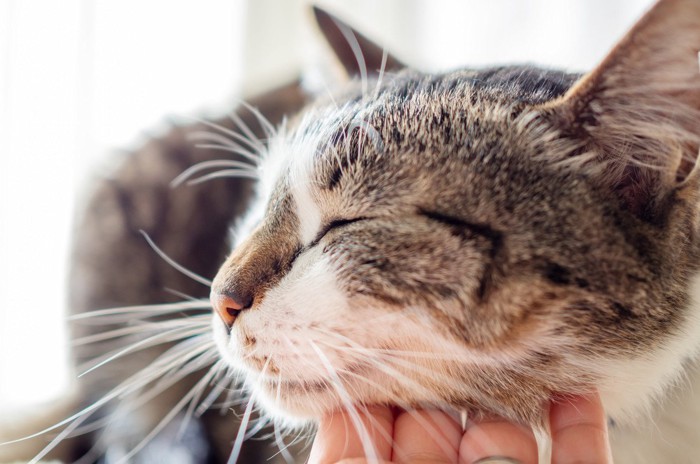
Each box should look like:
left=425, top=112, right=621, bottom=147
left=211, top=0, right=700, bottom=427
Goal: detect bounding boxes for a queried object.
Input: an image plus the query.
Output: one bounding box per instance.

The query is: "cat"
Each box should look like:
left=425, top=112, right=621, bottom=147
left=9, top=0, right=699, bottom=463
left=208, top=1, right=700, bottom=462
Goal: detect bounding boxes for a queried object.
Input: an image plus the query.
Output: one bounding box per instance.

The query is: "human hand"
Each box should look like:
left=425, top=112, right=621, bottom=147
left=308, top=393, right=612, bottom=464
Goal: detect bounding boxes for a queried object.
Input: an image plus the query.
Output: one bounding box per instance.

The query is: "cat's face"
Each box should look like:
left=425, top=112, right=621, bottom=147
left=212, top=0, right=700, bottom=427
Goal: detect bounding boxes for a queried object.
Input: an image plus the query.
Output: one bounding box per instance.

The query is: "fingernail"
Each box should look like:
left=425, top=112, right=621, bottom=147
left=473, top=457, right=522, bottom=464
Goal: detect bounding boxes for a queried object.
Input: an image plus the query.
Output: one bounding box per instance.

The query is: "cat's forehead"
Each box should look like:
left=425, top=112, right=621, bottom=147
left=257, top=66, right=583, bottom=242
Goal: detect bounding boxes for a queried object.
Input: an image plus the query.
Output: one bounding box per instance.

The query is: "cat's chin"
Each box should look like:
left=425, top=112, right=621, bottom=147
left=251, top=376, right=342, bottom=421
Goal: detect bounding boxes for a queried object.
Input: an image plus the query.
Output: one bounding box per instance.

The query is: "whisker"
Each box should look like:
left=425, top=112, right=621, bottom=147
left=75, top=323, right=210, bottom=367
left=114, top=355, right=221, bottom=464
left=243, top=416, right=270, bottom=441
left=319, top=334, right=501, bottom=458
left=228, top=360, right=269, bottom=463
left=11, top=333, right=217, bottom=463
left=331, top=17, right=368, bottom=98
left=319, top=77, right=340, bottom=110
left=271, top=423, right=295, bottom=464
left=26, top=406, right=94, bottom=464
left=338, top=367, right=457, bottom=460
left=78, top=325, right=210, bottom=378
left=309, top=340, right=379, bottom=462
left=72, top=316, right=210, bottom=346
left=170, top=159, right=258, bottom=187
left=228, top=110, right=266, bottom=153
left=373, top=48, right=389, bottom=99
left=139, top=230, right=213, bottom=287
left=195, top=369, right=239, bottom=417
left=191, top=117, right=263, bottom=156
left=68, top=300, right=210, bottom=321
left=280, top=336, right=320, bottom=390
left=188, top=129, right=262, bottom=156
left=119, top=336, right=215, bottom=397
left=221, top=372, right=243, bottom=415
left=239, top=100, right=277, bottom=139
left=317, top=332, right=510, bottom=455
left=314, top=329, right=475, bottom=403
left=163, top=287, right=203, bottom=302
left=2, top=343, right=202, bottom=446
left=178, top=360, right=228, bottom=440
left=190, top=142, right=262, bottom=163
left=148, top=341, right=219, bottom=393
left=186, top=169, right=260, bottom=185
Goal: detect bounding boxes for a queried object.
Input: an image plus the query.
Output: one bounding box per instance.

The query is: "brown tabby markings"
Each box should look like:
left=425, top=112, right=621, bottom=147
left=59, top=1, right=700, bottom=463
left=211, top=0, right=700, bottom=434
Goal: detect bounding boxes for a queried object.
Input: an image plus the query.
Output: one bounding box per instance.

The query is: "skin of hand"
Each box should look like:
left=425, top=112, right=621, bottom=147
left=308, top=393, right=613, bottom=464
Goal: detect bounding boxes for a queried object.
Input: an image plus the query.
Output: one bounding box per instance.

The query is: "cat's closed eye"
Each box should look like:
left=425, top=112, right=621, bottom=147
left=311, top=217, right=369, bottom=247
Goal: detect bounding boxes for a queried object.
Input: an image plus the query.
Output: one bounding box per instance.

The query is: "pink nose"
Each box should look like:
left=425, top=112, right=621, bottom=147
left=210, top=292, right=246, bottom=328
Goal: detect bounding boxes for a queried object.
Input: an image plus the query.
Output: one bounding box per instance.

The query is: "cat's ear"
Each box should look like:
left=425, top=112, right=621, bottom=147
left=544, top=0, right=700, bottom=219
left=313, top=6, right=405, bottom=77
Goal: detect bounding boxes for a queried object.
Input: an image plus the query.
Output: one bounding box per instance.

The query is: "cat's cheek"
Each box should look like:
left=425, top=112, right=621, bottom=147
left=231, top=247, right=355, bottom=379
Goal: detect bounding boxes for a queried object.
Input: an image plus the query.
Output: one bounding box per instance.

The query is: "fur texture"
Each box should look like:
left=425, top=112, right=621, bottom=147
left=211, top=0, right=700, bottom=462
left=18, top=1, right=698, bottom=463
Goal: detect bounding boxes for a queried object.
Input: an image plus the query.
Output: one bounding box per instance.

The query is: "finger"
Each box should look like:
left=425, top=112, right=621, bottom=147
left=309, top=405, right=394, bottom=464
left=393, top=409, right=462, bottom=464
left=334, top=460, right=393, bottom=464
left=550, top=393, right=612, bottom=464
left=459, top=414, right=538, bottom=464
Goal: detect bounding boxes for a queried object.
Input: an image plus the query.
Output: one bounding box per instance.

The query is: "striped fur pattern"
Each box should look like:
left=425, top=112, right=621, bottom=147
left=211, top=0, right=700, bottom=462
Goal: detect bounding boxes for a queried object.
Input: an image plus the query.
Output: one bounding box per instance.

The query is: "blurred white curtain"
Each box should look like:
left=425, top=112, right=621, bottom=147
left=0, top=0, right=655, bottom=429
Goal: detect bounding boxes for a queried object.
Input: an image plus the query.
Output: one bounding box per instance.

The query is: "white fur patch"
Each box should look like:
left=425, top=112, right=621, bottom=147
left=595, top=272, right=700, bottom=423
left=286, top=115, right=325, bottom=245
left=290, top=172, right=322, bottom=245
left=231, top=123, right=291, bottom=247
left=233, top=118, right=323, bottom=247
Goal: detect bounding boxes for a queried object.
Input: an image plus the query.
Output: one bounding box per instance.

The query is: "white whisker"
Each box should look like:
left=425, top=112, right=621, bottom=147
left=188, top=129, right=260, bottom=155
left=69, top=300, right=210, bottom=321
left=163, top=287, right=203, bottom=302
left=191, top=117, right=263, bottom=156
left=186, top=169, right=260, bottom=186
left=243, top=417, right=270, bottom=441
left=171, top=159, right=258, bottom=187
left=139, top=230, right=213, bottom=287
left=191, top=142, right=262, bottom=163
left=221, top=372, right=243, bottom=414
left=79, top=325, right=210, bottom=378
left=0, top=339, right=213, bottom=449
left=228, top=360, right=269, bottom=463
left=178, top=360, right=228, bottom=440
left=228, top=110, right=266, bottom=153
left=332, top=19, right=368, bottom=98
left=374, top=48, right=388, bottom=98
left=114, top=355, right=221, bottom=464
left=73, top=316, right=210, bottom=346
left=272, top=422, right=295, bottom=464
left=239, top=100, right=277, bottom=139
left=309, top=340, right=379, bottom=463
left=196, top=370, right=239, bottom=417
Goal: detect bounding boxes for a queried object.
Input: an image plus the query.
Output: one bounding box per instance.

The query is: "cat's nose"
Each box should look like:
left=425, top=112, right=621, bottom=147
left=210, top=291, right=252, bottom=328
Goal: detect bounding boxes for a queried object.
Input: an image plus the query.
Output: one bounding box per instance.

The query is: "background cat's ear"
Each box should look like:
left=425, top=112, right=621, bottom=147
left=544, top=0, right=700, bottom=219
left=313, top=6, right=405, bottom=77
